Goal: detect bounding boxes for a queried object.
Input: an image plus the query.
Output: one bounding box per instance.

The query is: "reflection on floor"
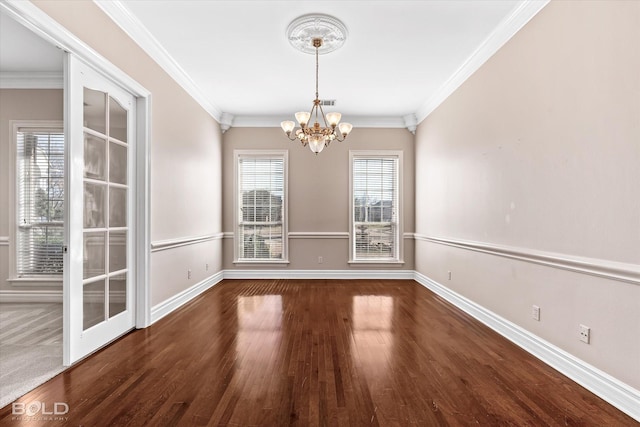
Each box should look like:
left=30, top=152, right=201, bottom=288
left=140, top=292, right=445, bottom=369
left=0, top=303, right=65, bottom=408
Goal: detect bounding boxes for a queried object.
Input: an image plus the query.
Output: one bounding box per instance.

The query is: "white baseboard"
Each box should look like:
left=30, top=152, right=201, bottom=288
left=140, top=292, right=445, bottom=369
left=150, top=271, right=224, bottom=324
left=0, top=289, right=63, bottom=303
left=413, top=272, right=640, bottom=422
left=223, top=269, right=415, bottom=280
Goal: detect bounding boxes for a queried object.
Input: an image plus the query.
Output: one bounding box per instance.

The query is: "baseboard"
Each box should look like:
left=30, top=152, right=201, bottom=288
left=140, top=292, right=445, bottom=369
left=150, top=271, right=224, bottom=324
left=223, top=269, right=415, bottom=280
left=0, top=289, right=63, bottom=303
left=413, top=272, right=640, bottom=422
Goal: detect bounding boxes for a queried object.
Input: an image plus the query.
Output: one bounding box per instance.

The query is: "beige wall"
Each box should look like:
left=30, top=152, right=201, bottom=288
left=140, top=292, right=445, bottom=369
left=222, top=127, right=415, bottom=271
left=0, top=89, right=63, bottom=291
left=415, top=0, right=639, bottom=389
left=31, top=0, right=223, bottom=306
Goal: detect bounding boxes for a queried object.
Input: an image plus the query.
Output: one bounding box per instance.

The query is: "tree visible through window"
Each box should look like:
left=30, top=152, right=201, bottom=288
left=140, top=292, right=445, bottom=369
left=236, top=153, right=286, bottom=261
left=16, top=127, right=64, bottom=276
left=351, top=153, right=401, bottom=262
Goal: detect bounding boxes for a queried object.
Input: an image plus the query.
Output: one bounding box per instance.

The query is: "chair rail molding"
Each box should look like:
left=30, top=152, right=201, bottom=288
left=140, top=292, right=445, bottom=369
left=288, top=232, right=349, bottom=239
left=414, top=234, right=640, bottom=285
left=223, top=232, right=415, bottom=240
left=151, top=233, right=224, bottom=252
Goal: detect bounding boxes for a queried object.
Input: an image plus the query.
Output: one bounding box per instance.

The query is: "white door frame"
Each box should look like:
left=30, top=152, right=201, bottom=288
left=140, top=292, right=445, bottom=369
left=1, top=1, right=152, bottom=333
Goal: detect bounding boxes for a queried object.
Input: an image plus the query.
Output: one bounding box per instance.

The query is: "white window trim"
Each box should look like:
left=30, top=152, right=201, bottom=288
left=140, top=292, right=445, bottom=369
left=349, top=150, right=404, bottom=265
left=9, top=120, right=64, bottom=285
left=233, top=149, right=289, bottom=264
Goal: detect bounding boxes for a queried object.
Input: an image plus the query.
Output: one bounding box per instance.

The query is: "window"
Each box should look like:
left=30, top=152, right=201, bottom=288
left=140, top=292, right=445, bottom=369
left=350, top=151, right=402, bottom=263
left=15, top=125, right=65, bottom=277
left=235, top=150, right=288, bottom=262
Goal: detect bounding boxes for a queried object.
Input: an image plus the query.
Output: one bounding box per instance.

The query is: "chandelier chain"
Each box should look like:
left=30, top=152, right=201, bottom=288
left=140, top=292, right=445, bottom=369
left=315, top=45, right=319, bottom=100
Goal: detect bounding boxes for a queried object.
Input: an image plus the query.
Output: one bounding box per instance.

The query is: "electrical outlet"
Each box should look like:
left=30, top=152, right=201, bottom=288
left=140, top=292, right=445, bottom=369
left=188, top=269, right=192, bottom=279
left=532, top=305, right=540, bottom=321
left=579, top=324, right=590, bottom=344
left=318, top=256, right=323, bottom=264
left=448, top=271, right=452, bottom=280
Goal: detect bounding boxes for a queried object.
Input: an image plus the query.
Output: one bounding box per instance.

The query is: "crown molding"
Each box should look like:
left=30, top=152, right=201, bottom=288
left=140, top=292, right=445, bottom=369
left=94, top=0, right=223, bottom=122
left=0, top=71, right=63, bottom=89
left=415, top=0, right=549, bottom=124
left=94, top=0, right=548, bottom=129
left=231, top=114, right=408, bottom=129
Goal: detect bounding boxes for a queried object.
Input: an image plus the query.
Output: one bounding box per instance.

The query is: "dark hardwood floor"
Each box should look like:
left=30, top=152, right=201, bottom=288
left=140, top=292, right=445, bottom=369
left=0, top=279, right=636, bottom=426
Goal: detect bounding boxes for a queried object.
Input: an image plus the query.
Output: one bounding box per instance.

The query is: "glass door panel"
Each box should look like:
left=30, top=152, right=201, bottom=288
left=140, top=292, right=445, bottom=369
left=82, top=87, right=129, bottom=332
left=65, top=55, right=136, bottom=365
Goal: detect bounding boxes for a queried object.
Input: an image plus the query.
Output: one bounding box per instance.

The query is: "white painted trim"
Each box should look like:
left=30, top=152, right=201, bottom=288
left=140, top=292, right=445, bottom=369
left=135, top=94, right=152, bottom=328
left=0, top=289, right=63, bottom=303
left=225, top=231, right=411, bottom=240
left=413, top=272, right=640, bottom=422
left=403, top=114, right=417, bottom=135
left=288, top=232, right=349, bottom=239
left=0, top=71, right=63, bottom=89
left=233, top=150, right=289, bottom=263
left=415, top=0, right=549, bottom=123
left=150, top=233, right=224, bottom=252
left=349, top=150, right=404, bottom=264
left=94, top=0, right=223, bottom=122
left=231, top=115, right=407, bottom=129
left=0, top=1, right=153, bottom=358
left=150, top=271, right=224, bottom=324
left=223, top=269, right=414, bottom=280
left=9, top=120, right=64, bottom=281
left=415, top=234, right=640, bottom=286
left=0, top=236, right=8, bottom=246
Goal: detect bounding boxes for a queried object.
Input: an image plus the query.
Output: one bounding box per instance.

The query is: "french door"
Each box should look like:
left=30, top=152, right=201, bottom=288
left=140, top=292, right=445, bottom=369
left=64, top=55, right=136, bottom=365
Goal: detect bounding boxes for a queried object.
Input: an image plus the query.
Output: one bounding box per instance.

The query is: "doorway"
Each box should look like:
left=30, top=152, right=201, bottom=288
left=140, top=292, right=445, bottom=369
left=0, top=0, right=151, bottom=404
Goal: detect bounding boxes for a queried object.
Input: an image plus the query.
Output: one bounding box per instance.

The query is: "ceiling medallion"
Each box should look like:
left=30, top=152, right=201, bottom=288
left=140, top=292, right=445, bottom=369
left=286, top=14, right=348, bottom=55
left=281, top=15, right=353, bottom=154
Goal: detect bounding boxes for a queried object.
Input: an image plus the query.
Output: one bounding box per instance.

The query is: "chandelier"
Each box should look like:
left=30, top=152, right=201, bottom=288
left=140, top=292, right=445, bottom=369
left=281, top=16, right=353, bottom=154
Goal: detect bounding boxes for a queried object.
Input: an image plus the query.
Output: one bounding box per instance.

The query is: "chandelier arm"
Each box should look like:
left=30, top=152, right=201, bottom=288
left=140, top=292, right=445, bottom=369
left=281, top=31, right=352, bottom=154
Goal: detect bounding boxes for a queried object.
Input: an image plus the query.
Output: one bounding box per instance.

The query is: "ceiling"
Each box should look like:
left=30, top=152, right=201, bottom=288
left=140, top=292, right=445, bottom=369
left=1, top=1, right=548, bottom=127
left=0, top=10, right=63, bottom=73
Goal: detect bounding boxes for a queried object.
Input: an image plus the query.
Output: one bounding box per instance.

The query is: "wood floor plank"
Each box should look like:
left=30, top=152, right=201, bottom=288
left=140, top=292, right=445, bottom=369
left=0, top=279, right=636, bottom=426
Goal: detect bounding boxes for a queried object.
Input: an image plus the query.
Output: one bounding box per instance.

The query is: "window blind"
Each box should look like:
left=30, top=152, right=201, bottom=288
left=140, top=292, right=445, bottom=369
left=352, top=157, right=398, bottom=260
left=237, top=156, right=285, bottom=260
left=16, top=128, right=65, bottom=276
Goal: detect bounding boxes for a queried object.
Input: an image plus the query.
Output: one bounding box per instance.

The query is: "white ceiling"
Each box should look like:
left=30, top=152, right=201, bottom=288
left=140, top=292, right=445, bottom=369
left=0, top=10, right=63, bottom=73
left=1, top=1, right=548, bottom=127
